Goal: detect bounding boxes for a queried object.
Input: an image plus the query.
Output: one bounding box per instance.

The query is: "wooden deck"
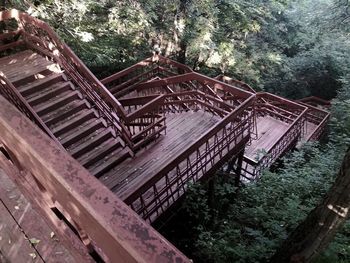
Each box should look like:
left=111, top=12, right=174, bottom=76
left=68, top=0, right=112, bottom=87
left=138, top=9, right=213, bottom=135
left=99, top=111, right=221, bottom=195
left=0, top=169, right=77, bottom=263
left=245, top=115, right=289, bottom=161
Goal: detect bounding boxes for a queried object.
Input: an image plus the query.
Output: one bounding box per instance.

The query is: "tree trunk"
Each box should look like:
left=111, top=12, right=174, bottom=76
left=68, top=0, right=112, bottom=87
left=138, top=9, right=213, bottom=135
left=177, top=40, right=187, bottom=66
left=270, top=147, right=350, bottom=263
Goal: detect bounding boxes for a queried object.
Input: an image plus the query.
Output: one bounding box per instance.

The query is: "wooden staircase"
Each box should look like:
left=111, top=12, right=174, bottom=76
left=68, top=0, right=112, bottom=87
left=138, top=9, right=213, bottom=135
left=0, top=50, right=131, bottom=178
left=0, top=10, right=255, bottom=224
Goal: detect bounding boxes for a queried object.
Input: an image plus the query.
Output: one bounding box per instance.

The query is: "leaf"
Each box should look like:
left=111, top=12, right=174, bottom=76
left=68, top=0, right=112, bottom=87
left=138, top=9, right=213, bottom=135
left=50, top=232, right=55, bottom=238
left=29, top=253, right=37, bottom=259
left=29, top=238, right=40, bottom=245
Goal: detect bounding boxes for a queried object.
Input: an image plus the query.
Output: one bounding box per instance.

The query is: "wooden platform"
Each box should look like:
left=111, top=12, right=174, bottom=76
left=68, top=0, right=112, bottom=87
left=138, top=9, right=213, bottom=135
left=99, top=111, right=221, bottom=196
left=0, top=169, right=77, bottom=263
left=0, top=50, right=61, bottom=82
left=245, top=115, right=290, bottom=161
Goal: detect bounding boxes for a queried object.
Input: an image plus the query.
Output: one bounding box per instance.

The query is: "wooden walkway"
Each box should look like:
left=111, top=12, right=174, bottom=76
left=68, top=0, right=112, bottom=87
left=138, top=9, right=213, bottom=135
left=245, top=116, right=289, bottom=161
left=0, top=169, right=77, bottom=263
left=100, top=111, right=221, bottom=195
left=0, top=50, right=61, bottom=80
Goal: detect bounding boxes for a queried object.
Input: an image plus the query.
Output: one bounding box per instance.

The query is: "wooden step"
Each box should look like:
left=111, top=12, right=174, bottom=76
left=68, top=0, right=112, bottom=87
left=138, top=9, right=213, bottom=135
left=52, top=109, right=95, bottom=137
left=27, top=81, right=72, bottom=106
left=69, top=129, right=113, bottom=159
left=78, top=138, right=121, bottom=168
left=89, top=148, right=130, bottom=178
left=34, top=90, right=80, bottom=116
left=0, top=49, right=33, bottom=63
left=60, top=119, right=104, bottom=148
left=11, top=63, right=57, bottom=87
left=43, top=100, right=88, bottom=127
left=18, top=73, right=65, bottom=97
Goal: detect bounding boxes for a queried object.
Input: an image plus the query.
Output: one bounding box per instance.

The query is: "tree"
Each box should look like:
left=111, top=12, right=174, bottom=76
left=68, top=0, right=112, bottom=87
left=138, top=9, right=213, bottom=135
left=270, top=147, right=350, bottom=263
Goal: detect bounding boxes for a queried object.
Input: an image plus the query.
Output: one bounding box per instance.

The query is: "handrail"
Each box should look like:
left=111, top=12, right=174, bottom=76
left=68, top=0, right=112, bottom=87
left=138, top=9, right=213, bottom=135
left=101, top=59, right=154, bottom=85
left=0, top=9, right=143, bottom=152
left=298, top=96, right=331, bottom=107
left=126, top=95, right=165, bottom=121
left=216, top=74, right=257, bottom=94
left=100, top=55, right=193, bottom=87
left=122, top=94, right=255, bottom=204
left=123, top=89, right=236, bottom=123
left=244, top=105, right=308, bottom=180
left=0, top=72, right=62, bottom=147
left=135, top=72, right=253, bottom=100
left=0, top=95, right=190, bottom=262
left=156, top=55, right=193, bottom=73
left=308, top=113, right=330, bottom=141
left=257, top=92, right=307, bottom=110
left=298, top=102, right=330, bottom=141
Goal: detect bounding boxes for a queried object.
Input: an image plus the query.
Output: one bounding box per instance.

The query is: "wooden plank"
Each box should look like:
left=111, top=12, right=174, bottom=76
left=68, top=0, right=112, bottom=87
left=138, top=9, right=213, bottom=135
left=0, top=199, right=42, bottom=263
left=245, top=116, right=289, bottom=160
left=0, top=169, right=78, bottom=262
left=0, top=50, right=59, bottom=87
left=99, top=111, right=220, bottom=194
left=0, top=169, right=44, bottom=263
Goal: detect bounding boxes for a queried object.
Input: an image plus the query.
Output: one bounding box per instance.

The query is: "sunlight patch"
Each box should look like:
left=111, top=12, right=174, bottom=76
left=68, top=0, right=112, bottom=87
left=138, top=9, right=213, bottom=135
left=76, top=31, right=94, bottom=42
left=327, top=204, right=349, bottom=218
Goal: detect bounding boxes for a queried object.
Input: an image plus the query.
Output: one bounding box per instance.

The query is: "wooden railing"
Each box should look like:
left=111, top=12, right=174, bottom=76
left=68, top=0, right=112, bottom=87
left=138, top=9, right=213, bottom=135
left=0, top=9, right=168, bottom=154
left=242, top=111, right=305, bottom=180
left=240, top=93, right=308, bottom=180
left=0, top=72, right=61, bottom=146
left=297, top=96, right=331, bottom=108
left=0, top=26, right=24, bottom=52
left=101, top=55, right=193, bottom=95
left=120, top=95, right=255, bottom=222
left=298, top=102, right=330, bottom=141
left=105, top=70, right=254, bottom=155
left=0, top=94, right=190, bottom=262
left=215, top=74, right=257, bottom=94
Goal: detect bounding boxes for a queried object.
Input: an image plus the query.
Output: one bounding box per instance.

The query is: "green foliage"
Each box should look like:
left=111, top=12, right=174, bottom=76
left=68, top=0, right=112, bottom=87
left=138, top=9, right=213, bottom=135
left=161, top=141, right=344, bottom=262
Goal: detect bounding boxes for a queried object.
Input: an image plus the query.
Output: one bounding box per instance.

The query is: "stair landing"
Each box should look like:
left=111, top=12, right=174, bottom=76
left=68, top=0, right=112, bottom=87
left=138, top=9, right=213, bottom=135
left=245, top=116, right=289, bottom=161
left=100, top=111, right=221, bottom=198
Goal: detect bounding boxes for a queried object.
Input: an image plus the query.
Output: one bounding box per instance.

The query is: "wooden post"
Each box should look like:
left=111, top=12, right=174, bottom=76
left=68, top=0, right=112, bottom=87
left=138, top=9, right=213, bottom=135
left=226, top=150, right=244, bottom=187
left=234, top=150, right=244, bottom=187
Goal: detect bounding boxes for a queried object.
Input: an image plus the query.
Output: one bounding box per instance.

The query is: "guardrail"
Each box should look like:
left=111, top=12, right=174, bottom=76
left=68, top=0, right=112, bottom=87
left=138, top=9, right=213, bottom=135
left=0, top=95, right=190, bottom=262
left=215, top=74, right=257, bottom=94
left=119, top=95, right=255, bottom=222
left=0, top=72, right=61, bottom=146
left=101, top=55, right=193, bottom=95
left=240, top=93, right=308, bottom=180
left=0, top=9, right=169, bottom=154
left=298, top=102, right=330, bottom=141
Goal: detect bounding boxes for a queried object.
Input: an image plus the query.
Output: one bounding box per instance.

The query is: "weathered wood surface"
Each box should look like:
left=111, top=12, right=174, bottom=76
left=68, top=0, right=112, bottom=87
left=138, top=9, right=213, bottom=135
left=100, top=111, right=220, bottom=194
left=0, top=169, right=76, bottom=263
left=0, top=50, right=60, bottom=82
left=0, top=94, right=190, bottom=263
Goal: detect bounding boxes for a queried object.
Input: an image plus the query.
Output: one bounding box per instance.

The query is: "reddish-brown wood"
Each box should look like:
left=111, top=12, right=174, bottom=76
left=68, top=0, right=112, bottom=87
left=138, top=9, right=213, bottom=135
left=0, top=167, right=86, bottom=262
left=0, top=95, right=190, bottom=263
